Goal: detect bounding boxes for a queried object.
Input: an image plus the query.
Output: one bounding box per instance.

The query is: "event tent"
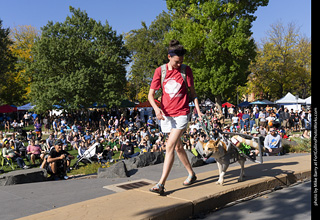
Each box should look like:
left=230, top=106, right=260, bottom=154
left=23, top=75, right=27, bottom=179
left=120, top=100, right=135, bottom=108
left=0, top=105, right=17, bottom=113
left=204, top=98, right=215, bottom=106
left=275, top=92, right=306, bottom=111
left=261, top=99, right=274, bottom=105
left=275, top=92, right=305, bottom=104
left=250, top=100, right=267, bottom=105
left=303, top=96, right=311, bottom=105
left=222, top=102, right=235, bottom=108
left=17, top=103, right=36, bottom=111
left=238, top=101, right=251, bottom=107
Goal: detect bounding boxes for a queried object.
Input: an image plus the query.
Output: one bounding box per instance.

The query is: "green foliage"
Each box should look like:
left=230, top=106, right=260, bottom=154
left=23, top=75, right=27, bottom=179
left=246, top=21, right=311, bottom=100
left=28, top=7, right=130, bottom=112
left=165, top=0, right=269, bottom=106
left=0, top=19, right=19, bottom=105
left=124, top=11, right=172, bottom=102
left=283, top=137, right=311, bottom=153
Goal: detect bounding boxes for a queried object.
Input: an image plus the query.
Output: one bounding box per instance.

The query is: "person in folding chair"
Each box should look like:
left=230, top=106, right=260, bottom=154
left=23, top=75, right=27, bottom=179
left=148, top=39, right=203, bottom=195
left=2, top=140, right=29, bottom=169
left=46, top=139, right=74, bottom=180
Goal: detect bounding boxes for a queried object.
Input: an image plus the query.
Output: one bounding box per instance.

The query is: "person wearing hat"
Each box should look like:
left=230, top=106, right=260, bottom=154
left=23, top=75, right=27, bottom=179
left=250, top=124, right=259, bottom=136
left=47, top=139, right=74, bottom=179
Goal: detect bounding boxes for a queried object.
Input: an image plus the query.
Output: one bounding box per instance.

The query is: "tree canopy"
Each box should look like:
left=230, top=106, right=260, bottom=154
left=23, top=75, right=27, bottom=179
left=0, top=19, right=18, bottom=105
left=125, top=11, right=172, bottom=102
left=165, top=0, right=269, bottom=107
left=246, top=21, right=311, bottom=100
left=28, top=7, right=130, bottom=112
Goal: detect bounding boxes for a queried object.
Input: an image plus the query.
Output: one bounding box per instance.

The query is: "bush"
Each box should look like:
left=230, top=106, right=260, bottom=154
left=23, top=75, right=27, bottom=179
left=286, top=137, right=311, bottom=153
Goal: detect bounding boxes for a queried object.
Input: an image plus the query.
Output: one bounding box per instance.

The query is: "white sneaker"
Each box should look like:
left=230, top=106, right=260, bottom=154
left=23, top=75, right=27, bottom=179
left=23, top=165, right=30, bottom=169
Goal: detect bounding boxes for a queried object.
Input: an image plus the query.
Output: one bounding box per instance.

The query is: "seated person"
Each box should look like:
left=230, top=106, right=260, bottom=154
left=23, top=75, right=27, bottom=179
left=138, top=140, right=149, bottom=153
left=59, top=135, right=68, bottom=150
left=27, top=130, right=35, bottom=144
left=83, top=131, right=92, bottom=141
left=13, top=139, right=27, bottom=160
left=100, top=145, right=115, bottom=163
left=71, top=136, right=80, bottom=150
left=39, top=139, right=50, bottom=163
left=11, top=120, right=18, bottom=132
left=107, top=138, right=118, bottom=152
left=194, top=132, right=215, bottom=163
left=2, top=140, right=29, bottom=169
left=151, top=144, right=160, bottom=152
left=264, top=127, right=282, bottom=155
left=18, top=119, right=24, bottom=128
left=27, top=140, right=42, bottom=165
left=119, top=139, right=139, bottom=159
left=77, top=142, right=87, bottom=158
left=46, top=139, right=74, bottom=179
left=46, top=134, right=55, bottom=150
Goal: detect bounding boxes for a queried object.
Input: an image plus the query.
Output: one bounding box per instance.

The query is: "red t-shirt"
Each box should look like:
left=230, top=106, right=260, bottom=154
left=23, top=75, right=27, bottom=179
left=150, top=64, right=194, bottom=117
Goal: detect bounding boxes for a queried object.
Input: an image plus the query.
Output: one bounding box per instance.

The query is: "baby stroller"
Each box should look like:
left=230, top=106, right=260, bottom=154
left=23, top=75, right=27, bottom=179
left=72, top=142, right=99, bottom=170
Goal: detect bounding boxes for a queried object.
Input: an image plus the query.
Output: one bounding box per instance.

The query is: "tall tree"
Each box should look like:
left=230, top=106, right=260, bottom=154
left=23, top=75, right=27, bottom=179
left=125, top=11, right=172, bottom=102
left=9, top=25, right=40, bottom=102
left=0, top=19, right=18, bottom=105
left=165, top=0, right=268, bottom=108
left=28, top=7, right=130, bottom=112
left=246, top=21, right=311, bottom=100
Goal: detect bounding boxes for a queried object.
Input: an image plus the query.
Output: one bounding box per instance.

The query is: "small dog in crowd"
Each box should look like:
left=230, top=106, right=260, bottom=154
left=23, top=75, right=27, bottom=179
left=202, top=137, right=246, bottom=185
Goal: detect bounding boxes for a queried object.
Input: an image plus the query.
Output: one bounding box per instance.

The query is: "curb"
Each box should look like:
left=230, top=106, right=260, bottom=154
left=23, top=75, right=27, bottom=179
left=190, top=169, right=311, bottom=217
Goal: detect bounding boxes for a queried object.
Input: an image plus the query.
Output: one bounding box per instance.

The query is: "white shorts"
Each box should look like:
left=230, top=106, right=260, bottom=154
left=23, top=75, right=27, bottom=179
left=161, top=115, right=189, bottom=133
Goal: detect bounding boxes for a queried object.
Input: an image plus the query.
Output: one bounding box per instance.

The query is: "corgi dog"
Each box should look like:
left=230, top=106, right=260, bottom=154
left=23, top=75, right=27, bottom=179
left=203, top=138, right=246, bottom=185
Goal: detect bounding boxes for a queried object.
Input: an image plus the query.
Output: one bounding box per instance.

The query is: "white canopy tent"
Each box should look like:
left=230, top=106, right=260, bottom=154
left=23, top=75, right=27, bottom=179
left=275, top=92, right=306, bottom=111
left=303, top=96, right=311, bottom=105
left=275, top=92, right=306, bottom=104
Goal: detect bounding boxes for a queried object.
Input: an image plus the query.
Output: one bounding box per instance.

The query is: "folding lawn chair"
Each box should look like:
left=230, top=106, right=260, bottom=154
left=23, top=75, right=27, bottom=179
left=72, top=142, right=99, bottom=169
left=0, top=150, right=15, bottom=170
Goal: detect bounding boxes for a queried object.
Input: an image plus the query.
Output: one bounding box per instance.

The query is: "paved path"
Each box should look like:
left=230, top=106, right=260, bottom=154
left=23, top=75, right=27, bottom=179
left=7, top=153, right=310, bottom=220
left=202, top=180, right=311, bottom=220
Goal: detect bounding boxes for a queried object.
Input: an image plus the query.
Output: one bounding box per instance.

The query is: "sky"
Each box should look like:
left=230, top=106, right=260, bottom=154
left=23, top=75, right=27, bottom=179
left=0, top=0, right=311, bottom=42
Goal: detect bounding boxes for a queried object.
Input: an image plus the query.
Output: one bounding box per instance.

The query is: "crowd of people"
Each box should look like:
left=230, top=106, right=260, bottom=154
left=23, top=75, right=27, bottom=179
left=0, top=103, right=312, bottom=178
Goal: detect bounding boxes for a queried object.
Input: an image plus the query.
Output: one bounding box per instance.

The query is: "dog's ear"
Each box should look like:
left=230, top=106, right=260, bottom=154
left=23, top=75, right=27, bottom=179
left=206, top=140, right=216, bottom=149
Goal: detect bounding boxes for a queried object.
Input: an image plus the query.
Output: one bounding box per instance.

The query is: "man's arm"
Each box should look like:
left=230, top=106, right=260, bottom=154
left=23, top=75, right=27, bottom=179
left=47, top=154, right=65, bottom=163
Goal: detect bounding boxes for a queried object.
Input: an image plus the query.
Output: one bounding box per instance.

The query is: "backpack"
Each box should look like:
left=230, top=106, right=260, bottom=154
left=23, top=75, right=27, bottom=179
left=160, top=64, right=191, bottom=102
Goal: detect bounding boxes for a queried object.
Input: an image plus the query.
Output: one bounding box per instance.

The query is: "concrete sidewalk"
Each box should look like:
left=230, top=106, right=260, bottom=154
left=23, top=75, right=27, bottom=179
left=18, top=154, right=311, bottom=220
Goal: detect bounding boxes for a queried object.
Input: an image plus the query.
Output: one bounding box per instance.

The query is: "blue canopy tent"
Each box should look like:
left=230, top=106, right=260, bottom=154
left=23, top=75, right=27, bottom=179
left=238, top=101, right=251, bottom=107
left=17, top=103, right=36, bottom=111
left=250, top=100, right=267, bottom=105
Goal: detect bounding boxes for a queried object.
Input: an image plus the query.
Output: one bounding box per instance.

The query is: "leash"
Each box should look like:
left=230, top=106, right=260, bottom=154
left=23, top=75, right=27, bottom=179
left=198, top=119, right=263, bottom=164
